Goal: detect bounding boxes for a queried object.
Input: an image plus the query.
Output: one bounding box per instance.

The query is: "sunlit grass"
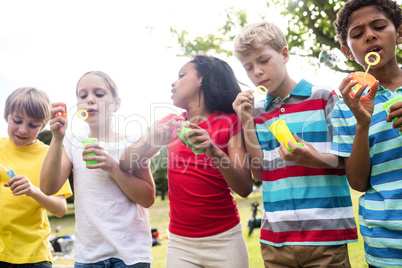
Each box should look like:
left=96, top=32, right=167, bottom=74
left=50, top=190, right=366, bottom=267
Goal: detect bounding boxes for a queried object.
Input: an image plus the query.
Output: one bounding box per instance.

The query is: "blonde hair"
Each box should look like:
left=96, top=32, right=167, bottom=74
left=234, top=21, right=287, bottom=59
left=4, top=87, right=51, bottom=128
left=76, top=71, right=119, bottom=99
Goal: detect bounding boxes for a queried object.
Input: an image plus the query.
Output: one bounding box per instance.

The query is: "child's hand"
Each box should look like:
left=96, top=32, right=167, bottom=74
left=232, top=90, right=254, bottom=124
left=385, top=100, right=402, bottom=131
left=182, top=122, right=220, bottom=158
left=4, top=175, right=38, bottom=197
left=278, top=134, right=339, bottom=168
left=278, top=134, right=317, bottom=165
left=49, top=103, right=68, bottom=140
left=82, top=143, right=117, bottom=172
left=339, top=74, right=379, bottom=126
left=148, top=116, right=184, bottom=146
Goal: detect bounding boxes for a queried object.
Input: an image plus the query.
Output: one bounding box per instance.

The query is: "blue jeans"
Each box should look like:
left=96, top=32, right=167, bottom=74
left=0, top=261, right=52, bottom=268
left=74, top=258, right=150, bottom=268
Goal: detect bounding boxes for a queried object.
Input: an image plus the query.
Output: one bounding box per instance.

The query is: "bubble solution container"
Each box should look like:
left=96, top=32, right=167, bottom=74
left=82, top=138, right=98, bottom=165
left=352, top=72, right=376, bottom=92
left=55, top=104, right=67, bottom=119
left=269, top=119, right=303, bottom=152
left=177, top=121, right=205, bottom=155
left=7, top=170, right=16, bottom=179
left=383, top=95, right=402, bottom=135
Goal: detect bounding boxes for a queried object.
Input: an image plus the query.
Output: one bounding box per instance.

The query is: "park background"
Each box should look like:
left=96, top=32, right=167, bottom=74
left=2, top=0, right=402, bottom=267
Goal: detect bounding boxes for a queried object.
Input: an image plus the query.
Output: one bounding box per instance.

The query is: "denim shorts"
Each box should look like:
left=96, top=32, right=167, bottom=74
left=74, top=258, right=150, bottom=268
left=0, top=261, right=52, bottom=268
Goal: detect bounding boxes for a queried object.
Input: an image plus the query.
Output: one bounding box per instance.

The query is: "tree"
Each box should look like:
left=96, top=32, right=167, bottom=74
left=150, top=145, right=168, bottom=200
left=171, top=0, right=402, bottom=72
left=37, top=130, right=53, bottom=145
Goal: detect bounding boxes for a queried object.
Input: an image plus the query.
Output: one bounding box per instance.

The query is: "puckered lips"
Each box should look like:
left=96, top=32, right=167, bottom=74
left=87, top=108, right=97, bottom=115
left=258, top=79, right=269, bottom=86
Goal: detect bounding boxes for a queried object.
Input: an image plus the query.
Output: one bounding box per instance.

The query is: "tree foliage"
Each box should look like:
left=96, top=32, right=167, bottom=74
left=150, top=145, right=168, bottom=200
left=172, top=0, right=402, bottom=72
left=171, top=7, right=248, bottom=57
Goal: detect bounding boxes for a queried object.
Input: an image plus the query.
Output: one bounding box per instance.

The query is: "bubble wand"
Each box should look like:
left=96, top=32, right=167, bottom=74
left=363, top=52, right=380, bottom=79
left=55, top=104, right=89, bottom=120
left=252, top=85, right=269, bottom=95
left=0, top=163, right=16, bottom=179
left=352, top=51, right=380, bottom=91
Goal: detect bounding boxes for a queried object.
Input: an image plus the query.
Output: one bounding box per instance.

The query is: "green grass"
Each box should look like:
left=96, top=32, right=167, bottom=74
left=50, top=190, right=367, bottom=267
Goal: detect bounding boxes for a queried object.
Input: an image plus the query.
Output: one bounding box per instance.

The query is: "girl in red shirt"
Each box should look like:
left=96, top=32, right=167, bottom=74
left=121, top=55, right=252, bottom=268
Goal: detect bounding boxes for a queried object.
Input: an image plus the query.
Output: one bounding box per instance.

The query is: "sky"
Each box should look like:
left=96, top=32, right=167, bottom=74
left=0, top=0, right=348, bottom=139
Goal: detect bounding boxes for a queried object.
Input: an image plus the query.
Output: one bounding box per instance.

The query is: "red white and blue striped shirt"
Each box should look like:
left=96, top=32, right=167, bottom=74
left=256, top=79, right=358, bottom=246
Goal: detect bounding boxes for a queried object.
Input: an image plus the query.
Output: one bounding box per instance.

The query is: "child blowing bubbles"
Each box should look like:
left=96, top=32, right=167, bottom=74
left=40, top=71, right=154, bottom=267
left=120, top=55, right=252, bottom=268
left=232, top=21, right=358, bottom=267
left=0, top=87, right=72, bottom=267
left=331, top=0, right=402, bottom=267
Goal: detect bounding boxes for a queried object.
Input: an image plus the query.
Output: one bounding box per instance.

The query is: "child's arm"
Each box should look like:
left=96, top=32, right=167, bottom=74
left=232, top=90, right=264, bottom=181
left=184, top=122, right=253, bottom=197
left=120, top=116, right=183, bottom=171
left=40, top=104, right=73, bottom=195
left=338, top=75, right=379, bottom=192
left=4, top=175, right=67, bottom=218
left=83, top=142, right=155, bottom=208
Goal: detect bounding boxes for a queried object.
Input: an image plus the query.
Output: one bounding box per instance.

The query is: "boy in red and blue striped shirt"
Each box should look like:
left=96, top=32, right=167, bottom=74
left=233, top=21, right=358, bottom=267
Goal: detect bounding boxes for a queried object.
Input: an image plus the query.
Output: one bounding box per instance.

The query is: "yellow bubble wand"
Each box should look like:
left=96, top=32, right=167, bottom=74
left=55, top=104, right=89, bottom=120
left=363, top=51, right=380, bottom=79
left=352, top=51, right=380, bottom=92
left=251, top=85, right=269, bottom=95
left=68, top=110, right=89, bottom=120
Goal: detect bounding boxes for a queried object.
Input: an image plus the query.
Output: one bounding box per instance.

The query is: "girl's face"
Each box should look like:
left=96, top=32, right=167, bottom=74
left=342, top=6, right=402, bottom=69
left=239, top=45, right=289, bottom=98
left=171, top=62, right=202, bottom=109
left=76, top=74, right=120, bottom=125
left=7, top=112, right=43, bottom=147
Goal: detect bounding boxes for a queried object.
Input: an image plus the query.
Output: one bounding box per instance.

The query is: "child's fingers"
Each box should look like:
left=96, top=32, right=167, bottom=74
left=354, top=82, right=367, bottom=99
left=52, top=102, right=66, bottom=108
left=338, top=74, right=354, bottom=93
left=293, top=133, right=302, bottom=142
left=393, top=118, right=402, bottom=129
left=367, top=80, right=379, bottom=100
left=51, top=106, right=66, bottom=118
left=83, top=142, right=101, bottom=150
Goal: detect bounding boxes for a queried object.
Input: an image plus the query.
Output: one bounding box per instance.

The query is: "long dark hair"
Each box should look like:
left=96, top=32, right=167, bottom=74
left=191, top=55, right=241, bottom=114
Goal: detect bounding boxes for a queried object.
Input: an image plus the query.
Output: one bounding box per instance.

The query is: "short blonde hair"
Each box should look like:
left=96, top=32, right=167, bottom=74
left=4, top=87, right=51, bottom=128
left=234, top=21, right=287, bottom=59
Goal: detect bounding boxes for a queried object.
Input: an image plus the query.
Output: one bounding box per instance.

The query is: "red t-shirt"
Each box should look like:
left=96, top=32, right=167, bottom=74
left=159, top=111, right=242, bottom=237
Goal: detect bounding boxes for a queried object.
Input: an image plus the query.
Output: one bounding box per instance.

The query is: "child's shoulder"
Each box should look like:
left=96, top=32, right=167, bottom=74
left=311, top=84, right=336, bottom=96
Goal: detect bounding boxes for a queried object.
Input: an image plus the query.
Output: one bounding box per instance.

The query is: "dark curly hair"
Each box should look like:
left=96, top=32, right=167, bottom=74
left=190, top=55, right=241, bottom=114
left=334, top=0, right=402, bottom=46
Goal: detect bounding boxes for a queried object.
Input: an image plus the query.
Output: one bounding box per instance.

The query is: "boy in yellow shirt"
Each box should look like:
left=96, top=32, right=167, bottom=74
left=0, top=87, right=72, bottom=267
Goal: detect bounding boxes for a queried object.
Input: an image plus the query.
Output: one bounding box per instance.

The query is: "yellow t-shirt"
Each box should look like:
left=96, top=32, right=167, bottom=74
left=0, top=137, right=72, bottom=264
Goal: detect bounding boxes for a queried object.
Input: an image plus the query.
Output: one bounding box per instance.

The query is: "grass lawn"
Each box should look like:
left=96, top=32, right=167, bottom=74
left=50, top=189, right=367, bottom=267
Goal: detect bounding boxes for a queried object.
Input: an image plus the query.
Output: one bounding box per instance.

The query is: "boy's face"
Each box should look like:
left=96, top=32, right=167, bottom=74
left=238, top=45, right=289, bottom=97
left=341, top=5, right=402, bottom=69
left=6, top=112, right=43, bottom=147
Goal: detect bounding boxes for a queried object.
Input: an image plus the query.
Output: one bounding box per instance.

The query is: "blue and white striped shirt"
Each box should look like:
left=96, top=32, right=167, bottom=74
left=330, top=85, right=402, bottom=268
